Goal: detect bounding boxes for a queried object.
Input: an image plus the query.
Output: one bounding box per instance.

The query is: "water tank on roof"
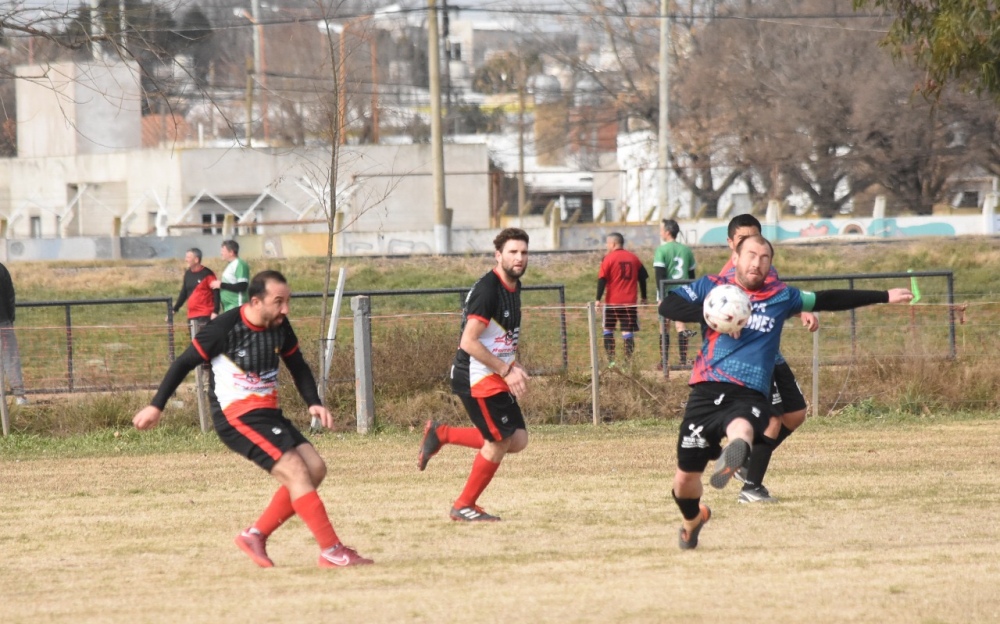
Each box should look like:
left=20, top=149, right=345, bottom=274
left=575, top=75, right=602, bottom=107
left=532, top=74, right=562, bottom=105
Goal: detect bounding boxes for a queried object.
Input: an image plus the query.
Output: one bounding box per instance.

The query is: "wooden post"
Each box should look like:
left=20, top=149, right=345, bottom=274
left=587, top=301, right=600, bottom=425
left=352, top=295, right=375, bottom=433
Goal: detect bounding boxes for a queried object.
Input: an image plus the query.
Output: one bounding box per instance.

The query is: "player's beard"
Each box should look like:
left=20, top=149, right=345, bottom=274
left=501, top=262, right=525, bottom=280
left=737, top=270, right=764, bottom=291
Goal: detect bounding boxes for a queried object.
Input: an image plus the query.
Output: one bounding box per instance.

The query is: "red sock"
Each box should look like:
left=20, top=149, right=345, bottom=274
left=290, top=490, right=340, bottom=550
left=454, top=453, right=501, bottom=509
left=253, top=486, right=295, bottom=537
left=439, top=424, right=485, bottom=449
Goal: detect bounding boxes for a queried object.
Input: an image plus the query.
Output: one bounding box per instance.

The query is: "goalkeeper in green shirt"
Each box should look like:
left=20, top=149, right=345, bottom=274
left=653, top=219, right=698, bottom=368
left=211, top=240, right=251, bottom=315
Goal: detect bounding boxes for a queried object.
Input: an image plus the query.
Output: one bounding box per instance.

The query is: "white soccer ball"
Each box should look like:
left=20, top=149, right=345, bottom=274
left=703, top=284, right=752, bottom=334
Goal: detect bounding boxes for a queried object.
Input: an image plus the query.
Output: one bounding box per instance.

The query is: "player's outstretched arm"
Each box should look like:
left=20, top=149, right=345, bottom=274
left=658, top=291, right=703, bottom=323
left=810, top=288, right=913, bottom=312
left=134, top=347, right=206, bottom=430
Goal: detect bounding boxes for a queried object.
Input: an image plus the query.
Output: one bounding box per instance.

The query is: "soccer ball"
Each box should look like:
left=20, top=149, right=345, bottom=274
left=703, top=284, right=752, bottom=334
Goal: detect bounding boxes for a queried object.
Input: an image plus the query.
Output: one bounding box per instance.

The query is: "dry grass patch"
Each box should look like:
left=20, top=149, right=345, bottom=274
left=1, top=419, right=998, bottom=623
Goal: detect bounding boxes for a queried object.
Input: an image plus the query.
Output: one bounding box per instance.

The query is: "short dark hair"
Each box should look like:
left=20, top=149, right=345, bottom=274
left=736, top=234, right=774, bottom=257
left=222, top=240, right=240, bottom=256
left=494, top=227, right=529, bottom=251
left=187, top=248, right=202, bottom=262
left=727, top=214, right=762, bottom=240
left=248, top=270, right=287, bottom=301
left=607, top=232, right=625, bottom=246
left=661, top=219, right=680, bottom=239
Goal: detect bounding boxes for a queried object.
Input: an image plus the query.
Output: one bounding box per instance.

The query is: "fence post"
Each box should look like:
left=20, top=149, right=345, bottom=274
left=65, top=304, right=74, bottom=392
left=586, top=301, right=600, bottom=425
left=190, top=320, right=209, bottom=433
left=352, top=295, right=375, bottom=434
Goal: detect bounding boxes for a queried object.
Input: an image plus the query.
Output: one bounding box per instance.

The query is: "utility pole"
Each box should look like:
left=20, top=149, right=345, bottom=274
left=517, top=58, right=526, bottom=227
left=657, top=0, right=670, bottom=219
left=428, top=0, right=450, bottom=253
left=442, top=0, right=452, bottom=132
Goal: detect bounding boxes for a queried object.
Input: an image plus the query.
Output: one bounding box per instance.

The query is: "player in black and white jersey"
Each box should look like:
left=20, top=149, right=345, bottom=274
left=417, top=228, right=532, bottom=522
left=133, top=270, right=373, bottom=568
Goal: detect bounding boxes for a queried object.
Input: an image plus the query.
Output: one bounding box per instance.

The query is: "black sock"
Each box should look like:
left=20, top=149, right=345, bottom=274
left=743, top=435, right=779, bottom=488
left=660, top=331, right=670, bottom=367
left=672, top=489, right=702, bottom=521
left=603, top=334, right=615, bottom=360
left=624, top=337, right=635, bottom=359
left=678, top=331, right=690, bottom=365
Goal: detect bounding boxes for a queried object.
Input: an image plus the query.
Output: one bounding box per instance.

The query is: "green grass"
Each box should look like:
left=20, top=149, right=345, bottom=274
left=5, top=236, right=1000, bottom=435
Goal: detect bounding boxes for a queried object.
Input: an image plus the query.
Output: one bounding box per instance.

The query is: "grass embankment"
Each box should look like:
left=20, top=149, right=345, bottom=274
left=4, top=236, right=1000, bottom=436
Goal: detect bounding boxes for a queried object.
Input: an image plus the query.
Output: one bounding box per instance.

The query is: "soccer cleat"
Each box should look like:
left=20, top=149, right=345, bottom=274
left=710, top=439, right=751, bottom=490
left=678, top=504, right=711, bottom=550
left=450, top=505, right=501, bottom=522
left=738, top=485, right=779, bottom=504
left=417, top=420, right=443, bottom=471
left=235, top=529, right=274, bottom=568
left=679, top=329, right=699, bottom=339
left=318, top=543, right=374, bottom=568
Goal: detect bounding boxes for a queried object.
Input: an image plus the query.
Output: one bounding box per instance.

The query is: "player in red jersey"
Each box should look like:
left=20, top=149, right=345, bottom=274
left=597, top=232, right=649, bottom=364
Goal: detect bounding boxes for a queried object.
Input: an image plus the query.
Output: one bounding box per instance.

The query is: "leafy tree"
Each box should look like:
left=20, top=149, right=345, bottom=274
left=854, top=0, right=1000, bottom=99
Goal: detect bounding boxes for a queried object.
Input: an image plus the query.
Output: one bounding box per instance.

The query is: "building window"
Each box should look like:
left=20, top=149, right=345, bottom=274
left=202, top=212, right=225, bottom=235
left=957, top=191, right=979, bottom=208
left=30, top=216, right=42, bottom=238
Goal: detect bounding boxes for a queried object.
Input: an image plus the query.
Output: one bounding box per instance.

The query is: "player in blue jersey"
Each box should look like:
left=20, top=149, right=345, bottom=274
left=659, top=235, right=912, bottom=549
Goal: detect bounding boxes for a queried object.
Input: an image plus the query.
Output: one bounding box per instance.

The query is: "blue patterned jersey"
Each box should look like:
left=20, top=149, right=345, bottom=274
left=674, top=273, right=804, bottom=397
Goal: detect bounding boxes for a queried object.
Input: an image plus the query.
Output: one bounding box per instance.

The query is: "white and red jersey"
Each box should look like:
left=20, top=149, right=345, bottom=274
left=192, top=307, right=308, bottom=419
left=451, top=268, right=521, bottom=398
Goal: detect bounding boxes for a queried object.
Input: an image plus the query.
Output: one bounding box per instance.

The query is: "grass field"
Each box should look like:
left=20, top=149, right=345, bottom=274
left=2, top=416, right=998, bottom=623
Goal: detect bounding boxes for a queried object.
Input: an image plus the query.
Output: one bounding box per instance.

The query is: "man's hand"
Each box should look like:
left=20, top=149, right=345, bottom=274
left=309, top=404, right=335, bottom=430
left=800, top=312, right=819, bottom=332
left=209, top=279, right=221, bottom=289
left=504, top=363, right=531, bottom=401
left=133, top=405, right=163, bottom=430
left=887, top=288, right=914, bottom=304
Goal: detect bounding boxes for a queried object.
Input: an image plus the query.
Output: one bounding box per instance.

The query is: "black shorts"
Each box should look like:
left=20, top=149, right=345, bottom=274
left=603, top=305, right=640, bottom=333
left=676, top=382, right=770, bottom=474
left=771, top=361, right=807, bottom=416
left=458, top=392, right=525, bottom=443
left=213, top=408, right=310, bottom=472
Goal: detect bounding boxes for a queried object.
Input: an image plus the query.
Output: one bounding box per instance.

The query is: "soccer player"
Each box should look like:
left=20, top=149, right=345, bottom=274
left=210, top=240, right=250, bottom=315
left=653, top=219, right=698, bottom=367
left=659, top=235, right=912, bottom=549
left=172, top=248, right=218, bottom=328
left=133, top=270, right=373, bottom=568
left=722, top=214, right=816, bottom=504
left=416, top=228, right=531, bottom=522
left=597, top=232, right=649, bottom=364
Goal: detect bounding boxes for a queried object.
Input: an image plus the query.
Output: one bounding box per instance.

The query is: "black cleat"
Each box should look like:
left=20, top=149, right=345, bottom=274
left=417, top=420, right=443, bottom=471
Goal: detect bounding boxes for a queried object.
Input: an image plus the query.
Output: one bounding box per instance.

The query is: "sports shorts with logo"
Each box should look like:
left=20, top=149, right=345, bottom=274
left=214, top=407, right=309, bottom=471
left=676, top=382, right=770, bottom=473
left=603, top=304, right=640, bottom=333
left=770, top=361, right=807, bottom=416
left=458, top=392, right=525, bottom=442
